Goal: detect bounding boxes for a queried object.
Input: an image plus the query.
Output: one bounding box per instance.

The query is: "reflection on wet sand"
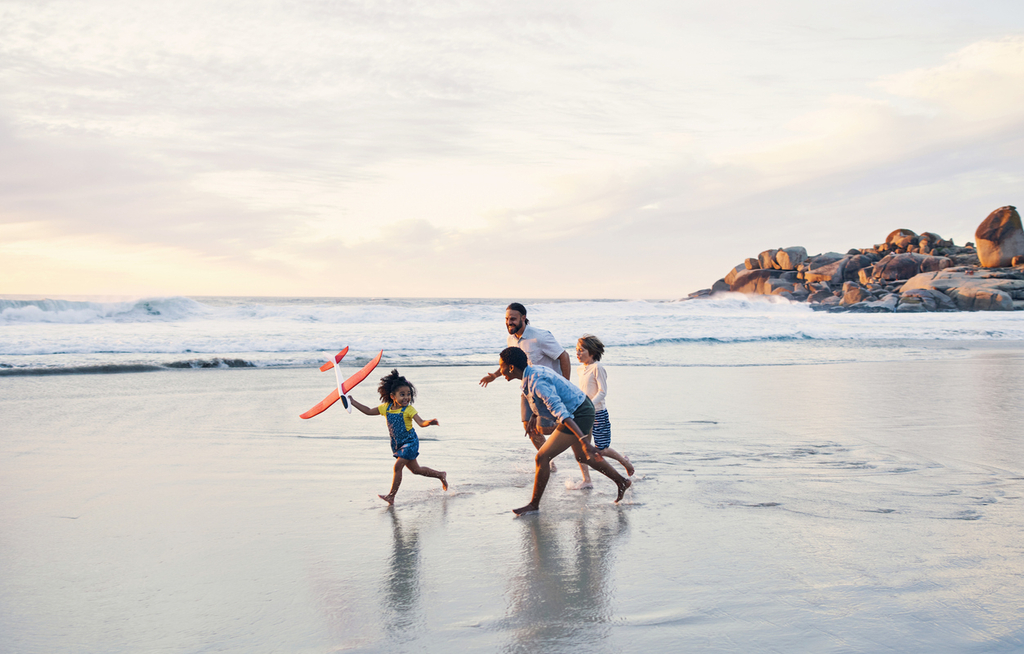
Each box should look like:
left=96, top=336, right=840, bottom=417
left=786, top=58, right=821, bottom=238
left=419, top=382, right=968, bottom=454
left=380, top=507, right=424, bottom=639
left=501, top=509, right=629, bottom=653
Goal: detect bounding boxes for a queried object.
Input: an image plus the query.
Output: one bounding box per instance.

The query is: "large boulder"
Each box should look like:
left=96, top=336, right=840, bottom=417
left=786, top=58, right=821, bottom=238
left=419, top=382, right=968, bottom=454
left=886, top=228, right=917, bottom=244
left=900, top=269, right=1024, bottom=311
left=975, top=206, right=1024, bottom=268
left=724, top=264, right=747, bottom=286
left=899, top=289, right=957, bottom=312
left=842, top=254, right=875, bottom=282
left=872, top=253, right=953, bottom=281
left=730, top=269, right=776, bottom=294
left=946, top=286, right=1014, bottom=311
left=886, top=229, right=918, bottom=251
left=858, top=266, right=875, bottom=285
left=758, top=249, right=780, bottom=270
left=804, top=256, right=849, bottom=285
left=918, top=232, right=951, bottom=252
left=775, top=246, right=808, bottom=271
left=840, top=286, right=872, bottom=306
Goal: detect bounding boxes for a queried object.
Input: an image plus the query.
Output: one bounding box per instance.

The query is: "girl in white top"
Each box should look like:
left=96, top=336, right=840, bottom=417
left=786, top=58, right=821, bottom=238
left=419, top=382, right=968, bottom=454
left=569, top=335, right=634, bottom=489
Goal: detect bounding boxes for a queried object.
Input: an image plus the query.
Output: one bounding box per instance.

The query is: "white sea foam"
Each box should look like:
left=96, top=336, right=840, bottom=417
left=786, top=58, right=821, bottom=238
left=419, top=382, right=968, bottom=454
left=0, top=297, right=212, bottom=324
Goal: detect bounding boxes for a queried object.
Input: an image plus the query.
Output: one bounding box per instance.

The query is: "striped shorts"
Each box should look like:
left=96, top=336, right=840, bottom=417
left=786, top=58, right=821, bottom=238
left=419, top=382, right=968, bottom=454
left=592, top=409, right=611, bottom=450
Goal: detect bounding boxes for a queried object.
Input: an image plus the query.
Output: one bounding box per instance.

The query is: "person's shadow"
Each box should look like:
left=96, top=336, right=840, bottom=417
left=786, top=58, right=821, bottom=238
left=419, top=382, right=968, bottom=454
left=500, top=509, right=630, bottom=652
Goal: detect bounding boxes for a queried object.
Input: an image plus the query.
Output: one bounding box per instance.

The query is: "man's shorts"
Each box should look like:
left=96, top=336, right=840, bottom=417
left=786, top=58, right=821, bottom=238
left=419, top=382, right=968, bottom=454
left=553, top=397, right=595, bottom=438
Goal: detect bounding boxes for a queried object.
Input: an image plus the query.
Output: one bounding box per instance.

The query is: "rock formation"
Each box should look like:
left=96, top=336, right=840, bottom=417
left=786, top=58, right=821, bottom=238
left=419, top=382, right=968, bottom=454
left=975, top=206, right=1024, bottom=268
left=687, top=206, right=1024, bottom=312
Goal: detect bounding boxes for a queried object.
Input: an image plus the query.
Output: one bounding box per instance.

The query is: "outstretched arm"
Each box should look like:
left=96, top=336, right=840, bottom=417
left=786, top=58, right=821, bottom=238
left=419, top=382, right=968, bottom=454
left=414, top=414, right=439, bottom=427
left=349, top=397, right=380, bottom=416
left=479, top=368, right=501, bottom=387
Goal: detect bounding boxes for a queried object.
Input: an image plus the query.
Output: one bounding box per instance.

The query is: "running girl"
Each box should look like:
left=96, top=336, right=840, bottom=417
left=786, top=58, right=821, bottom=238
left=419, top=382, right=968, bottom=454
left=350, top=369, right=448, bottom=505
left=575, top=335, right=634, bottom=477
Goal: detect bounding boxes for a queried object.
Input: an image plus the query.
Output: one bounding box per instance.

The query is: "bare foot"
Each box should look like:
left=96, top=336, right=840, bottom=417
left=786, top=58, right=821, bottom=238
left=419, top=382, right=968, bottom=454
left=624, top=457, right=635, bottom=477
left=512, top=502, right=539, bottom=516
left=565, top=479, right=594, bottom=490
left=440, top=472, right=448, bottom=491
left=615, top=478, right=632, bottom=503
left=378, top=493, right=395, bottom=505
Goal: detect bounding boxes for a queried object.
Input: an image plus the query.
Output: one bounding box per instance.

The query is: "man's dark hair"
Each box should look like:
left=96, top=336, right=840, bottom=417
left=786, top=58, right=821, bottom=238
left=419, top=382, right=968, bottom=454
left=506, top=302, right=529, bottom=325
left=499, top=346, right=529, bottom=371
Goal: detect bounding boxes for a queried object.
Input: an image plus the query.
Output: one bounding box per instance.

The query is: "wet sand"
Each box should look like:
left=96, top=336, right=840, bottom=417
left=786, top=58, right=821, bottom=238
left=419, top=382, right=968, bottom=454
left=2, top=348, right=1024, bottom=652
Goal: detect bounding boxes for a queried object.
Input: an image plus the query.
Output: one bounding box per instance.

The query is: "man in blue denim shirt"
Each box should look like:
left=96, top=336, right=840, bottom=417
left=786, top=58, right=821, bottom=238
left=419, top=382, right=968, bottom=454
left=498, top=346, right=631, bottom=515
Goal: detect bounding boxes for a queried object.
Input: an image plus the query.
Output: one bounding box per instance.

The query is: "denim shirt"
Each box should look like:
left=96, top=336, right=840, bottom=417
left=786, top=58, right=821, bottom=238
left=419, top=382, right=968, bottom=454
left=521, top=365, right=587, bottom=423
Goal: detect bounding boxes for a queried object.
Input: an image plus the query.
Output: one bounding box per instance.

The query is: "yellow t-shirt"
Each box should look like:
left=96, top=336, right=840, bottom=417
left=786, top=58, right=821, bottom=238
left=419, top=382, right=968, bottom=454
left=378, top=403, right=418, bottom=431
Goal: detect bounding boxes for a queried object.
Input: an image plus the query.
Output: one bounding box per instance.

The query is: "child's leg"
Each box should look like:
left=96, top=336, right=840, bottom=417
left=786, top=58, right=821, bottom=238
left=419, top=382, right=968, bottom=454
left=576, top=459, right=592, bottom=485
left=570, top=440, right=631, bottom=503
left=379, top=458, right=408, bottom=505
left=572, top=434, right=593, bottom=488
left=598, top=447, right=634, bottom=476
left=404, top=458, right=448, bottom=491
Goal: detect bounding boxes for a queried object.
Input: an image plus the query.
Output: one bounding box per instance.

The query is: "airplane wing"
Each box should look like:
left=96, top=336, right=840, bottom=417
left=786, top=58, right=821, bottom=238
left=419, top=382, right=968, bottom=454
left=341, top=350, right=384, bottom=394
left=300, top=389, right=340, bottom=420
left=318, top=347, right=349, bottom=372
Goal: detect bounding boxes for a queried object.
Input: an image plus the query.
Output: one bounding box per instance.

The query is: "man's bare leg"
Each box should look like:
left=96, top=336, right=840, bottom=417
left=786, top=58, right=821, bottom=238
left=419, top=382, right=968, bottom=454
left=526, top=429, right=557, bottom=472
left=513, top=430, right=575, bottom=515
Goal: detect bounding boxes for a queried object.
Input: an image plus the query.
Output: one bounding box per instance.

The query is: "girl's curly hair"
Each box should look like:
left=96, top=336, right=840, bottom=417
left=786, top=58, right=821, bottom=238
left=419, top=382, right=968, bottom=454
left=377, top=368, right=416, bottom=403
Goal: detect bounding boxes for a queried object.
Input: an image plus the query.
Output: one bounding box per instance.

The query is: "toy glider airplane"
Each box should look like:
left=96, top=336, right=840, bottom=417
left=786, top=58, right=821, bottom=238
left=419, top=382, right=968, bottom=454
left=300, top=347, right=383, bottom=419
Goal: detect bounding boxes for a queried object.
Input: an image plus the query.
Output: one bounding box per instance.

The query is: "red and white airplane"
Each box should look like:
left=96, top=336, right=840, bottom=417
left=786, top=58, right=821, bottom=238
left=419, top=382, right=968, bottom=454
left=300, top=347, right=383, bottom=419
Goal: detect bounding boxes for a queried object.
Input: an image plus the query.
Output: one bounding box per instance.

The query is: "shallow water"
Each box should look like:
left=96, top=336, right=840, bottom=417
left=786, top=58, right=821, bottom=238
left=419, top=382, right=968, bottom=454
left=2, top=349, right=1023, bottom=652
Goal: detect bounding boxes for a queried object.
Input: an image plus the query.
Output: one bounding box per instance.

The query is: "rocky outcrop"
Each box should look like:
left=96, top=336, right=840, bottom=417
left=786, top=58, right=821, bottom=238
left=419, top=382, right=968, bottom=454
left=975, top=206, right=1024, bottom=268
left=686, top=205, right=1024, bottom=311
left=900, top=269, right=1024, bottom=311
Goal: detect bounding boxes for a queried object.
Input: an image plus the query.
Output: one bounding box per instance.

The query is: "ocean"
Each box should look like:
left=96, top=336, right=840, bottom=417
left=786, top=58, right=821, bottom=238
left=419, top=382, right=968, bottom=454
left=4, top=294, right=1024, bottom=373
left=2, top=295, right=1024, bottom=652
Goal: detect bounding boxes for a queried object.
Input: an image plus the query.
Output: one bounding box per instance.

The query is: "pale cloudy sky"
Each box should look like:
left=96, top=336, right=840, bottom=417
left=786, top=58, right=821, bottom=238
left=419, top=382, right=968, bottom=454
left=2, top=0, right=1023, bottom=299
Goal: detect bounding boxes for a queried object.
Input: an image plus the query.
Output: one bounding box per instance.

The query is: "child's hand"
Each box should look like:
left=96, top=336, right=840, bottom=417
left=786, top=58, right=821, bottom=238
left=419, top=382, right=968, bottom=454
left=425, top=418, right=439, bottom=426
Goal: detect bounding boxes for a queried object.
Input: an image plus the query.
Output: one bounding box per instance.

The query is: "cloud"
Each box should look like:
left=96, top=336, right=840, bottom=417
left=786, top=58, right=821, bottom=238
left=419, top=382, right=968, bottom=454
left=2, top=3, right=1024, bottom=297
left=880, top=37, right=1024, bottom=121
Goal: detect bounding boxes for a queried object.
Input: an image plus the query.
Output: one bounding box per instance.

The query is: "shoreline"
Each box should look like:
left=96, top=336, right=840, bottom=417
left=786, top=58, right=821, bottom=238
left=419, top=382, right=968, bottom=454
left=4, top=337, right=1024, bottom=376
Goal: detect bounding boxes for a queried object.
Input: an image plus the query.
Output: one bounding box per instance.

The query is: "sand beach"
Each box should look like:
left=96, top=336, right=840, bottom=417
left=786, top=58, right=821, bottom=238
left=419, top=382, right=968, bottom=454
left=3, top=341, right=1024, bottom=652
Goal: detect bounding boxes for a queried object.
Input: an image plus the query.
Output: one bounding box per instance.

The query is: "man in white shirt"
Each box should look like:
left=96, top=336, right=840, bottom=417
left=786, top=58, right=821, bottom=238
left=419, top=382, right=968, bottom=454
left=480, top=302, right=571, bottom=450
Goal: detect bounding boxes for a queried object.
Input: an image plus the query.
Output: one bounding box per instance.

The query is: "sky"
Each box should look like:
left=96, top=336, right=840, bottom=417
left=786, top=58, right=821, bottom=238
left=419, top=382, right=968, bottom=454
left=1, top=0, right=1024, bottom=299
